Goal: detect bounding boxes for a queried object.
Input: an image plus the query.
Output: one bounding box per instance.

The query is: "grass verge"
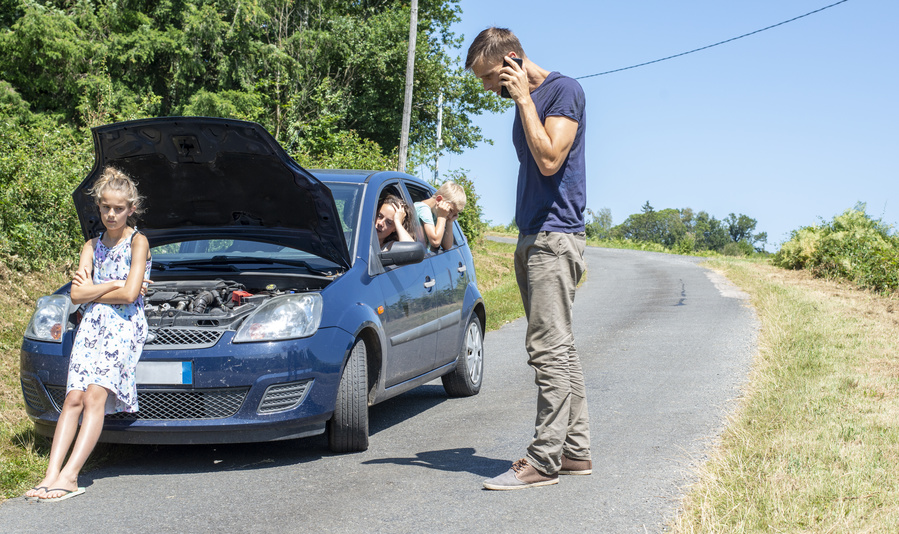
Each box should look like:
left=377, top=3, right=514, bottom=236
left=0, top=263, right=70, bottom=501
left=672, top=258, right=899, bottom=532
left=470, top=238, right=524, bottom=331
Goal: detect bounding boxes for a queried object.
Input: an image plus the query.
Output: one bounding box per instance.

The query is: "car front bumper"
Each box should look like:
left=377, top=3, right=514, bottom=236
left=20, top=326, right=354, bottom=444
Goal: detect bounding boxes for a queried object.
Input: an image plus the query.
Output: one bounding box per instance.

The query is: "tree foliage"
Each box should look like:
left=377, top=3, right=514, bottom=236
left=433, top=169, right=485, bottom=244
left=0, top=0, right=503, bottom=159
left=0, top=0, right=505, bottom=269
left=604, top=201, right=768, bottom=255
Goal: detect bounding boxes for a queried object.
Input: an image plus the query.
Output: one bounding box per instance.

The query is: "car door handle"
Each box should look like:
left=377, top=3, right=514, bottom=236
left=457, top=263, right=467, bottom=274
left=423, top=278, right=436, bottom=289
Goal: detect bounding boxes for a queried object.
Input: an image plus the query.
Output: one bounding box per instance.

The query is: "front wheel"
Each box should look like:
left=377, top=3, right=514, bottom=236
left=442, top=315, right=484, bottom=397
left=328, top=338, right=369, bottom=453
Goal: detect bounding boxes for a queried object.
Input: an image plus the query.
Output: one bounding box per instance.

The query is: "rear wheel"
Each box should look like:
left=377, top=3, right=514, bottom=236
left=328, top=338, right=369, bottom=453
left=441, top=315, right=484, bottom=397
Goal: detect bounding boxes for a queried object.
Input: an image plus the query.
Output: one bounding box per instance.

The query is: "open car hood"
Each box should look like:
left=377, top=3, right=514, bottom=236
left=73, top=117, right=351, bottom=270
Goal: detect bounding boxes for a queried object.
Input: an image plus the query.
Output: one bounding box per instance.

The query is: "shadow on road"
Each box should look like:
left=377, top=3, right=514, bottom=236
left=74, top=383, right=458, bottom=486
left=361, top=447, right=508, bottom=477
left=368, top=384, right=449, bottom=435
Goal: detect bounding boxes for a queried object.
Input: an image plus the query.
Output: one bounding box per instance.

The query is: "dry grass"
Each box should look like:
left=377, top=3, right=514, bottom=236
left=672, top=259, right=899, bottom=533
left=0, top=261, right=71, bottom=500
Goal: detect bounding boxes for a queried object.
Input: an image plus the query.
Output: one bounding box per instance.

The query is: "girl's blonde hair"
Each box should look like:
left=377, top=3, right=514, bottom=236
left=89, top=167, right=143, bottom=223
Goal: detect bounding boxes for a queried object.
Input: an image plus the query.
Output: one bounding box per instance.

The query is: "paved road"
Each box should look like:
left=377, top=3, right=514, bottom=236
left=1, top=246, right=756, bottom=533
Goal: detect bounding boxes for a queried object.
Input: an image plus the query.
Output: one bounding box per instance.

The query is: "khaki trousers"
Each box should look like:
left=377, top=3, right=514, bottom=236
left=515, top=231, right=590, bottom=475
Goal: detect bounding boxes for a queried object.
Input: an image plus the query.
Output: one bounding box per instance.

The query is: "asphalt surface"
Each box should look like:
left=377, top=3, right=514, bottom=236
left=0, top=245, right=757, bottom=533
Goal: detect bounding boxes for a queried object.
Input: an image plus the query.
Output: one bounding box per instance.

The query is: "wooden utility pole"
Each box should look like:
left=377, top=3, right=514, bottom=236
left=434, top=91, right=443, bottom=182
left=397, top=0, right=418, bottom=173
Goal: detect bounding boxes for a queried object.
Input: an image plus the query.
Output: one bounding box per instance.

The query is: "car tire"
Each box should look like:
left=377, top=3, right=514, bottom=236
left=441, top=314, right=484, bottom=397
left=328, top=338, right=369, bottom=453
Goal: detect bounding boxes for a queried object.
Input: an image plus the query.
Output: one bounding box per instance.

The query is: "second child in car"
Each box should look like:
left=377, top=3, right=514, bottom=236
left=414, top=182, right=467, bottom=251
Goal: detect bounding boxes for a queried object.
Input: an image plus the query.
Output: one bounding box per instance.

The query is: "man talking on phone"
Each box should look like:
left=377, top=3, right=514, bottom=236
left=467, top=27, right=591, bottom=490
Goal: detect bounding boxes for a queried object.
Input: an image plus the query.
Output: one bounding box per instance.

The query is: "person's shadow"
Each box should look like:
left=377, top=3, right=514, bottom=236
left=361, top=447, right=508, bottom=477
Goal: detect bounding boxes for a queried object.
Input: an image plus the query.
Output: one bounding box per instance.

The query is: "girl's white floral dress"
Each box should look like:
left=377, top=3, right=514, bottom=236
left=67, top=229, right=151, bottom=414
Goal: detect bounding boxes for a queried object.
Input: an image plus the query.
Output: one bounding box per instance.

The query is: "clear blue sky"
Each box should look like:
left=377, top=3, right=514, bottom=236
left=428, top=0, right=898, bottom=250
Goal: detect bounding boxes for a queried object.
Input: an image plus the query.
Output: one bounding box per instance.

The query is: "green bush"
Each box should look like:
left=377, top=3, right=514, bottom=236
left=435, top=169, right=486, bottom=244
left=773, top=207, right=899, bottom=293
left=0, top=112, right=90, bottom=270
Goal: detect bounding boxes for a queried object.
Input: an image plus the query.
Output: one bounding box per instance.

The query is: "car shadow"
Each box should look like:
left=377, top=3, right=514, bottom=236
left=367, top=383, right=449, bottom=435
left=77, top=383, right=456, bottom=483
left=361, top=447, right=508, bottom=477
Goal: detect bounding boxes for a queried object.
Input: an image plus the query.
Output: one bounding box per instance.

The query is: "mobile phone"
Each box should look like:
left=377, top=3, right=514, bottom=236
left=500, top=57, right=523, bottom=99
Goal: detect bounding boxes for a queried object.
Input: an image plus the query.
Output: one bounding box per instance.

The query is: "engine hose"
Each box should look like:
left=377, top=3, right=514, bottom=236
left=191, top=291, right=218, bottom=313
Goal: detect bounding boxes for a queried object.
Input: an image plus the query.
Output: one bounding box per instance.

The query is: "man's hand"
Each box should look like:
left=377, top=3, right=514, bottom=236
left=500, top=55, right=528, bottom=102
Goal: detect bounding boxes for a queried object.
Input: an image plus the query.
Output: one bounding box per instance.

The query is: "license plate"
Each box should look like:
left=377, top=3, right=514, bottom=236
left=136, top=361, right=192, bottom=385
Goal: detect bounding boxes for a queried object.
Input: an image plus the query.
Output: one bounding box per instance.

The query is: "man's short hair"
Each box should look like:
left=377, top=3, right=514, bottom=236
left=465, top=27, right=526, bottom=70
left=436, top=181, right=467, bottom=212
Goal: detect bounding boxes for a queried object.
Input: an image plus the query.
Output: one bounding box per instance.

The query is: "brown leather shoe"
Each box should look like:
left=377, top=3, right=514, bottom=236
left=560, top=455, right=592, bottom=475
left=483, top=458, right=559, bottom=490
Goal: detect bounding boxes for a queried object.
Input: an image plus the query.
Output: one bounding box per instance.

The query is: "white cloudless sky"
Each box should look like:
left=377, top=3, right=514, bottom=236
left=425, top=0, right=898, bottom=250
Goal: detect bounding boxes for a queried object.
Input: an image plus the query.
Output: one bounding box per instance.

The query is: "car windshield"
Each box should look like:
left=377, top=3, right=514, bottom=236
left=149, top=183, right=364, bottom=275
left=327, top=182, right=364, bottom=254
left=150, top=240, right=341, bottom=275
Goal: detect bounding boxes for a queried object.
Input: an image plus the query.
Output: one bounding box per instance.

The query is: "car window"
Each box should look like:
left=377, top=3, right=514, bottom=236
left=376, top=184, right=424, bottom=246
left=368, top=183, right=426, bottom=276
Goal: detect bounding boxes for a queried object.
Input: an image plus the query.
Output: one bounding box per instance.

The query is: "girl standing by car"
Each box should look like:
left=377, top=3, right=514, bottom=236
left=25, top=168, right=151, bottom=502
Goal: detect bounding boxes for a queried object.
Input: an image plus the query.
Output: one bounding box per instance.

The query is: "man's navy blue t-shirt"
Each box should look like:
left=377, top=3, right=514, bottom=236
left=512, top=71, right=587, bottom=235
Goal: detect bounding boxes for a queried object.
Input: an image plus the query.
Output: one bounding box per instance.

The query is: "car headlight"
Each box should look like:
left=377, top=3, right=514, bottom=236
left=25, top=294, right=70, bottom=343
left=233, top=293, right=323, bottom=343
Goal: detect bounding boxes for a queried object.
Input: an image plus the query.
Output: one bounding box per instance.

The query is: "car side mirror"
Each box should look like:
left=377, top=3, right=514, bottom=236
left=379, top=241, right=426, bottom=266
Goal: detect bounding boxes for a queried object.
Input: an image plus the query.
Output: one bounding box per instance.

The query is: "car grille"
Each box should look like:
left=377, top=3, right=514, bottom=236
left=257, top=380, right=313, bottom=414
left=144, top=327, right=225, bottom=350
left=21, top=378, right=46, bottom=411
left=46, top=386, right=248, bottom=420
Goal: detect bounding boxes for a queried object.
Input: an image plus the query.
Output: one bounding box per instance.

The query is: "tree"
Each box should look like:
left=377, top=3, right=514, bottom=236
left=585, top=207, right=613, bottom=240
left=0, top=0, right=503, bottom=162
left=613, top=204, right=687, bottom=247
left=725, top=212, right=767, bottom=252
left=0, top=0, right=509, bottom=268
left=692, top=211, right=730, bottom=252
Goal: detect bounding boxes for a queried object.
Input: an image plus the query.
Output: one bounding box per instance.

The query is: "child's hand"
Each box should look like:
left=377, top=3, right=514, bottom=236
left=71, top=267, right=92, bottom=287
left=436, top=200, right=452, bottom=219
left=393, top=204, right=406, bottom=225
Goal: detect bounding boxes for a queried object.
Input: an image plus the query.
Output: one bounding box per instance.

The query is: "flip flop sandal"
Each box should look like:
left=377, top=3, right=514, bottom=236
left=39, top=487, right=86, bottom=502
left=24, top=486, right=48, bottom=501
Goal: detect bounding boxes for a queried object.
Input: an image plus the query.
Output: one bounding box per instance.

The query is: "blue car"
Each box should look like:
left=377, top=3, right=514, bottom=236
left=20, top=117, right=485, bottom=452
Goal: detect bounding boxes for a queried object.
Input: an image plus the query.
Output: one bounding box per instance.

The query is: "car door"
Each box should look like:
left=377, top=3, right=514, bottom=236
left=431, top=221, right=468, bottom=366
left=372, top=183, right=439, bottom=387
left=402, top=182, right=465, bottom=368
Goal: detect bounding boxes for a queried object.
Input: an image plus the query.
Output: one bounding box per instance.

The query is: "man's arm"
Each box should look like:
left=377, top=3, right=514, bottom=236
left=503, top=56, right=578, bottom=176
left=519, top=110, right=578, bottom=177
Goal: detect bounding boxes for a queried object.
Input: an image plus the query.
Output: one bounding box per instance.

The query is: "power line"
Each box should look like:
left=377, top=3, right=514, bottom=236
left=575, top=0, right=852, bottom=80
